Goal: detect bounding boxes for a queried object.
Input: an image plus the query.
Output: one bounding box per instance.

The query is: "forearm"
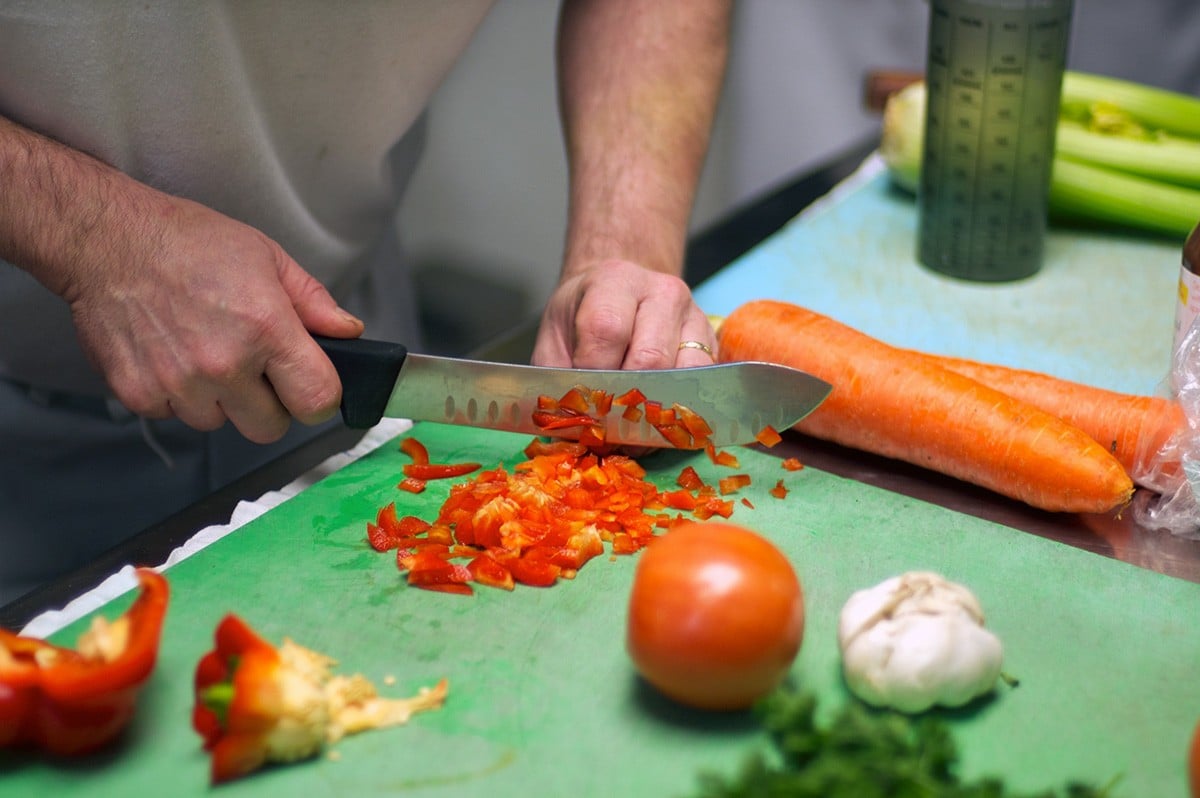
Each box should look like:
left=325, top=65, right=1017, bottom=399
left=0, top=114, right=164, bottom=302
left=556, top=0, right=731, bottom=278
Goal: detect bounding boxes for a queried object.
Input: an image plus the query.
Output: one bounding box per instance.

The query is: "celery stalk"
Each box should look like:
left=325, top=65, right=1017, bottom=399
left=1050, top=156, right=1200, bottom=238
left=1055, top=122, right=1200, bottom=189
left=1061, top=71, right=1200, bottom=139
left=879, top=75, right=1200, bottom=240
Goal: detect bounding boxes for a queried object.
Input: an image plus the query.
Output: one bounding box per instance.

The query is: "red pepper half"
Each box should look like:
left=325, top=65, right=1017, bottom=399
left=0, top=568, right=169, bottom=756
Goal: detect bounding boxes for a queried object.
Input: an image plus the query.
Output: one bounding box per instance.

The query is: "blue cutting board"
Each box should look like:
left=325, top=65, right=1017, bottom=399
left=694, top=156, right=1184, bottom=396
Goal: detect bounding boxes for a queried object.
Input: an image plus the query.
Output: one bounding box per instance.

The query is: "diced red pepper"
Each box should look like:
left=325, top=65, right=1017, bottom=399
left=531, top=410, right=599, bottom=430
left=769, top=479, right=789, bottom=499
left=370, top=426, right=754, bottom=595
left=506, top=556, right=560, bottom=588
left=662, top=489, right=699, bottom=511
left=693, top=496, right=735, bottom=520
left=556, top=386, right=592, bottom=415
left=676, top=405, right=714, bottom=444
left=590, top=389, right=614, bottom=417
left=578, top=425, right=608, bottom=450
left=782, top=457, right=804, bottom=471
left=718, top=474, right=752, bottom=495
left=741, top=498, right=756, bottom=509
left=398, top=477, right=427, bottom=493
left=467, top=554, right=515, bottom=591
left=676, top=465, right=705, bottom=491
left=613, top=388, right=646, bottom=407
left=523, top=439, right=588, bottom=459
left=1, top=568, right=169, bottom=756
left=704, top=441, right=741, bottom=468
left=755, top=425, right=783, bottom=448
left=406, top=550, right=473, bottom=593
left=642, top=400, right=663, bottom=426
left=654, top=422, right=694, bottom=449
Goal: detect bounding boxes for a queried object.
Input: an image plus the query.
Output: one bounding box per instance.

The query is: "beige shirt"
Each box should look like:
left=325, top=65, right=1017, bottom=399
left=0, top=0, right=494, bottom=393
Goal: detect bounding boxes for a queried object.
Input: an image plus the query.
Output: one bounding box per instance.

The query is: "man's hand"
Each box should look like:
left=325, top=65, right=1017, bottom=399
left=68, top=195, right=362, bottom=443
left=531, top=259, right=716, bottom=370
left=0, top=116, right=361, bottom=443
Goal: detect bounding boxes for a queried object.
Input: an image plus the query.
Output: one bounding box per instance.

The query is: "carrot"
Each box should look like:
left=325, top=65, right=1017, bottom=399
left=716, top=300, right=1134, bottom=514
left=915, top=351, right=1185, bottom=492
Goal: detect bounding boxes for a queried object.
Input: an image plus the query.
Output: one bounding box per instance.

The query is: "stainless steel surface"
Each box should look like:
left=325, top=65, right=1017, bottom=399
left=389, top=354, right=832, bottom=448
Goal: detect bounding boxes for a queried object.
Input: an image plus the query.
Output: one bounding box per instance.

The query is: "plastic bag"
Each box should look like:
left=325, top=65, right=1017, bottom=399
left=1131, top=321, right=1200, bottom=539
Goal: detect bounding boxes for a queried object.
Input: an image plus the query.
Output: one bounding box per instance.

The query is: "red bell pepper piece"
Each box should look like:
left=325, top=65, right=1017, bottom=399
left=555, top=386, right=592, bottom=415
left=398, top=476, right=427, bottom=493
left=466, top=554, right=515, bottom=591
left=704, top=441, right=741, bottom=468
left=531, top=410, right=599, bottom=431
left=399, top=436, right=430, bottom=465
left=0, top=568, right=169, bottom=756
left=718, top=473, right=752, bottom=495
left=522, top=439, right=588, bottom=459
left=755, top=424, right=783, bottom=448
left=676, top=465, right=705, bottom=491
left=613, top=387, right=646, bottom=407
left=401, top=462, right=481, bottom=480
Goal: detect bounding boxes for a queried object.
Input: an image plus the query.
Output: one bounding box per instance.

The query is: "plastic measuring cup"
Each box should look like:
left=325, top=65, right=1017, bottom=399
left=917, top=0, right=1074, bottom=282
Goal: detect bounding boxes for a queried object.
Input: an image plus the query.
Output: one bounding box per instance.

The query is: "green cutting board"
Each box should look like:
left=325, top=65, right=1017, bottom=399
left=3, top=422, right=1198, bottom=796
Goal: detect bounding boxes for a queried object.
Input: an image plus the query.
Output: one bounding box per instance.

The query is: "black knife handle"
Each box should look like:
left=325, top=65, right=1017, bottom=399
left=314, top=335, right=408, bottom=429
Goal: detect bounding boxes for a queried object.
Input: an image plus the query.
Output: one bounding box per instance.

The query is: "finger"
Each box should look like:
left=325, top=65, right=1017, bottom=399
left=277, top=257, right=363, bottom=337
left=673, top=308, right=719, bottom=368
left=530, top=323, right=573, bottom=369
left=620, top=277, right=699, bottom=371
left=571, top=292, right=638, bottom=370
left=263, top=332, right=344, bottom=426
left=165, top=396, right=227, bottom=433
left=217, top=375, right=293, bottom=444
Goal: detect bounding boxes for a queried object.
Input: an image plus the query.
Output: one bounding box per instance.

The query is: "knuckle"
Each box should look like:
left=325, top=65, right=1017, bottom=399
left=624, top=345, right=673, bottom=370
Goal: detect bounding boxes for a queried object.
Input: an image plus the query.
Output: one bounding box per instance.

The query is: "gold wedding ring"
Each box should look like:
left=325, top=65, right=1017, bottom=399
left=677, top=340, right=714, bottom=357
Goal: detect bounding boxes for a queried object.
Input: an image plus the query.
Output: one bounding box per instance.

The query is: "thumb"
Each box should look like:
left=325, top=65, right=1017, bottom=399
left=278, top=258, right=364, bottom=337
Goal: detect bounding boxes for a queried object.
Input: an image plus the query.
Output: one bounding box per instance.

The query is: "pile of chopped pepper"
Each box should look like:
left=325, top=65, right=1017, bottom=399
left=367, top=383, right=803, bottom=595
left=0, top=568, right=169, bottom=756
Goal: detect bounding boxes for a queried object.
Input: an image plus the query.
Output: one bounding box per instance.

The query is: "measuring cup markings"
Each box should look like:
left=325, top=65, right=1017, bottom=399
left=919, top=0, right=1073, bottom=281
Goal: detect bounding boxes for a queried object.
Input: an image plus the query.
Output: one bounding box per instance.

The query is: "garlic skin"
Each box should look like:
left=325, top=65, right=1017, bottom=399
left=838, top=571, right=1003, bottom=713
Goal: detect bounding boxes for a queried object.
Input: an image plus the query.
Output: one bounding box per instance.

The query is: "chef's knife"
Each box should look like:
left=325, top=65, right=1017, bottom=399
left=315, top=336, right=830, bottom=449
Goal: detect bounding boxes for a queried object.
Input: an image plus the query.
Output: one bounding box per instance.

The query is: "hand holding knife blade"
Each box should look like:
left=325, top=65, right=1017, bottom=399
left=314, top=336, right=830, bottom=449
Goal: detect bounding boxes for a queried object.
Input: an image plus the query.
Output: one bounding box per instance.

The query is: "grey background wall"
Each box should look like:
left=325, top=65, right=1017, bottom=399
left=396, top=1, right=1200, bottom=355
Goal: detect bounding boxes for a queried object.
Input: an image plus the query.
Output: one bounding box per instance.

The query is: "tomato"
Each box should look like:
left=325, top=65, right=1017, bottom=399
left=1190, top=716, right=1200, bottom=798
left=625, top=521, right=804, bottom=711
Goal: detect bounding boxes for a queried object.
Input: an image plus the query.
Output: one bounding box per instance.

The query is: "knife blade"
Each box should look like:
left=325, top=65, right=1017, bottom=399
left=315, top=336, right=830, bottom=449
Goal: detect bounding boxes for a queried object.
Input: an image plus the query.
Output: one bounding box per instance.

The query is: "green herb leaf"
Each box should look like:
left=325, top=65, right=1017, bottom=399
left=691, top=688, right=1116, bottom=798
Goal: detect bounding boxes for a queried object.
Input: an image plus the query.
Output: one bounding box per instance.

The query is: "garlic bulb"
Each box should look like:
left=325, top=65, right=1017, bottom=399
left=838, top=571, right=1003, bottom=713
